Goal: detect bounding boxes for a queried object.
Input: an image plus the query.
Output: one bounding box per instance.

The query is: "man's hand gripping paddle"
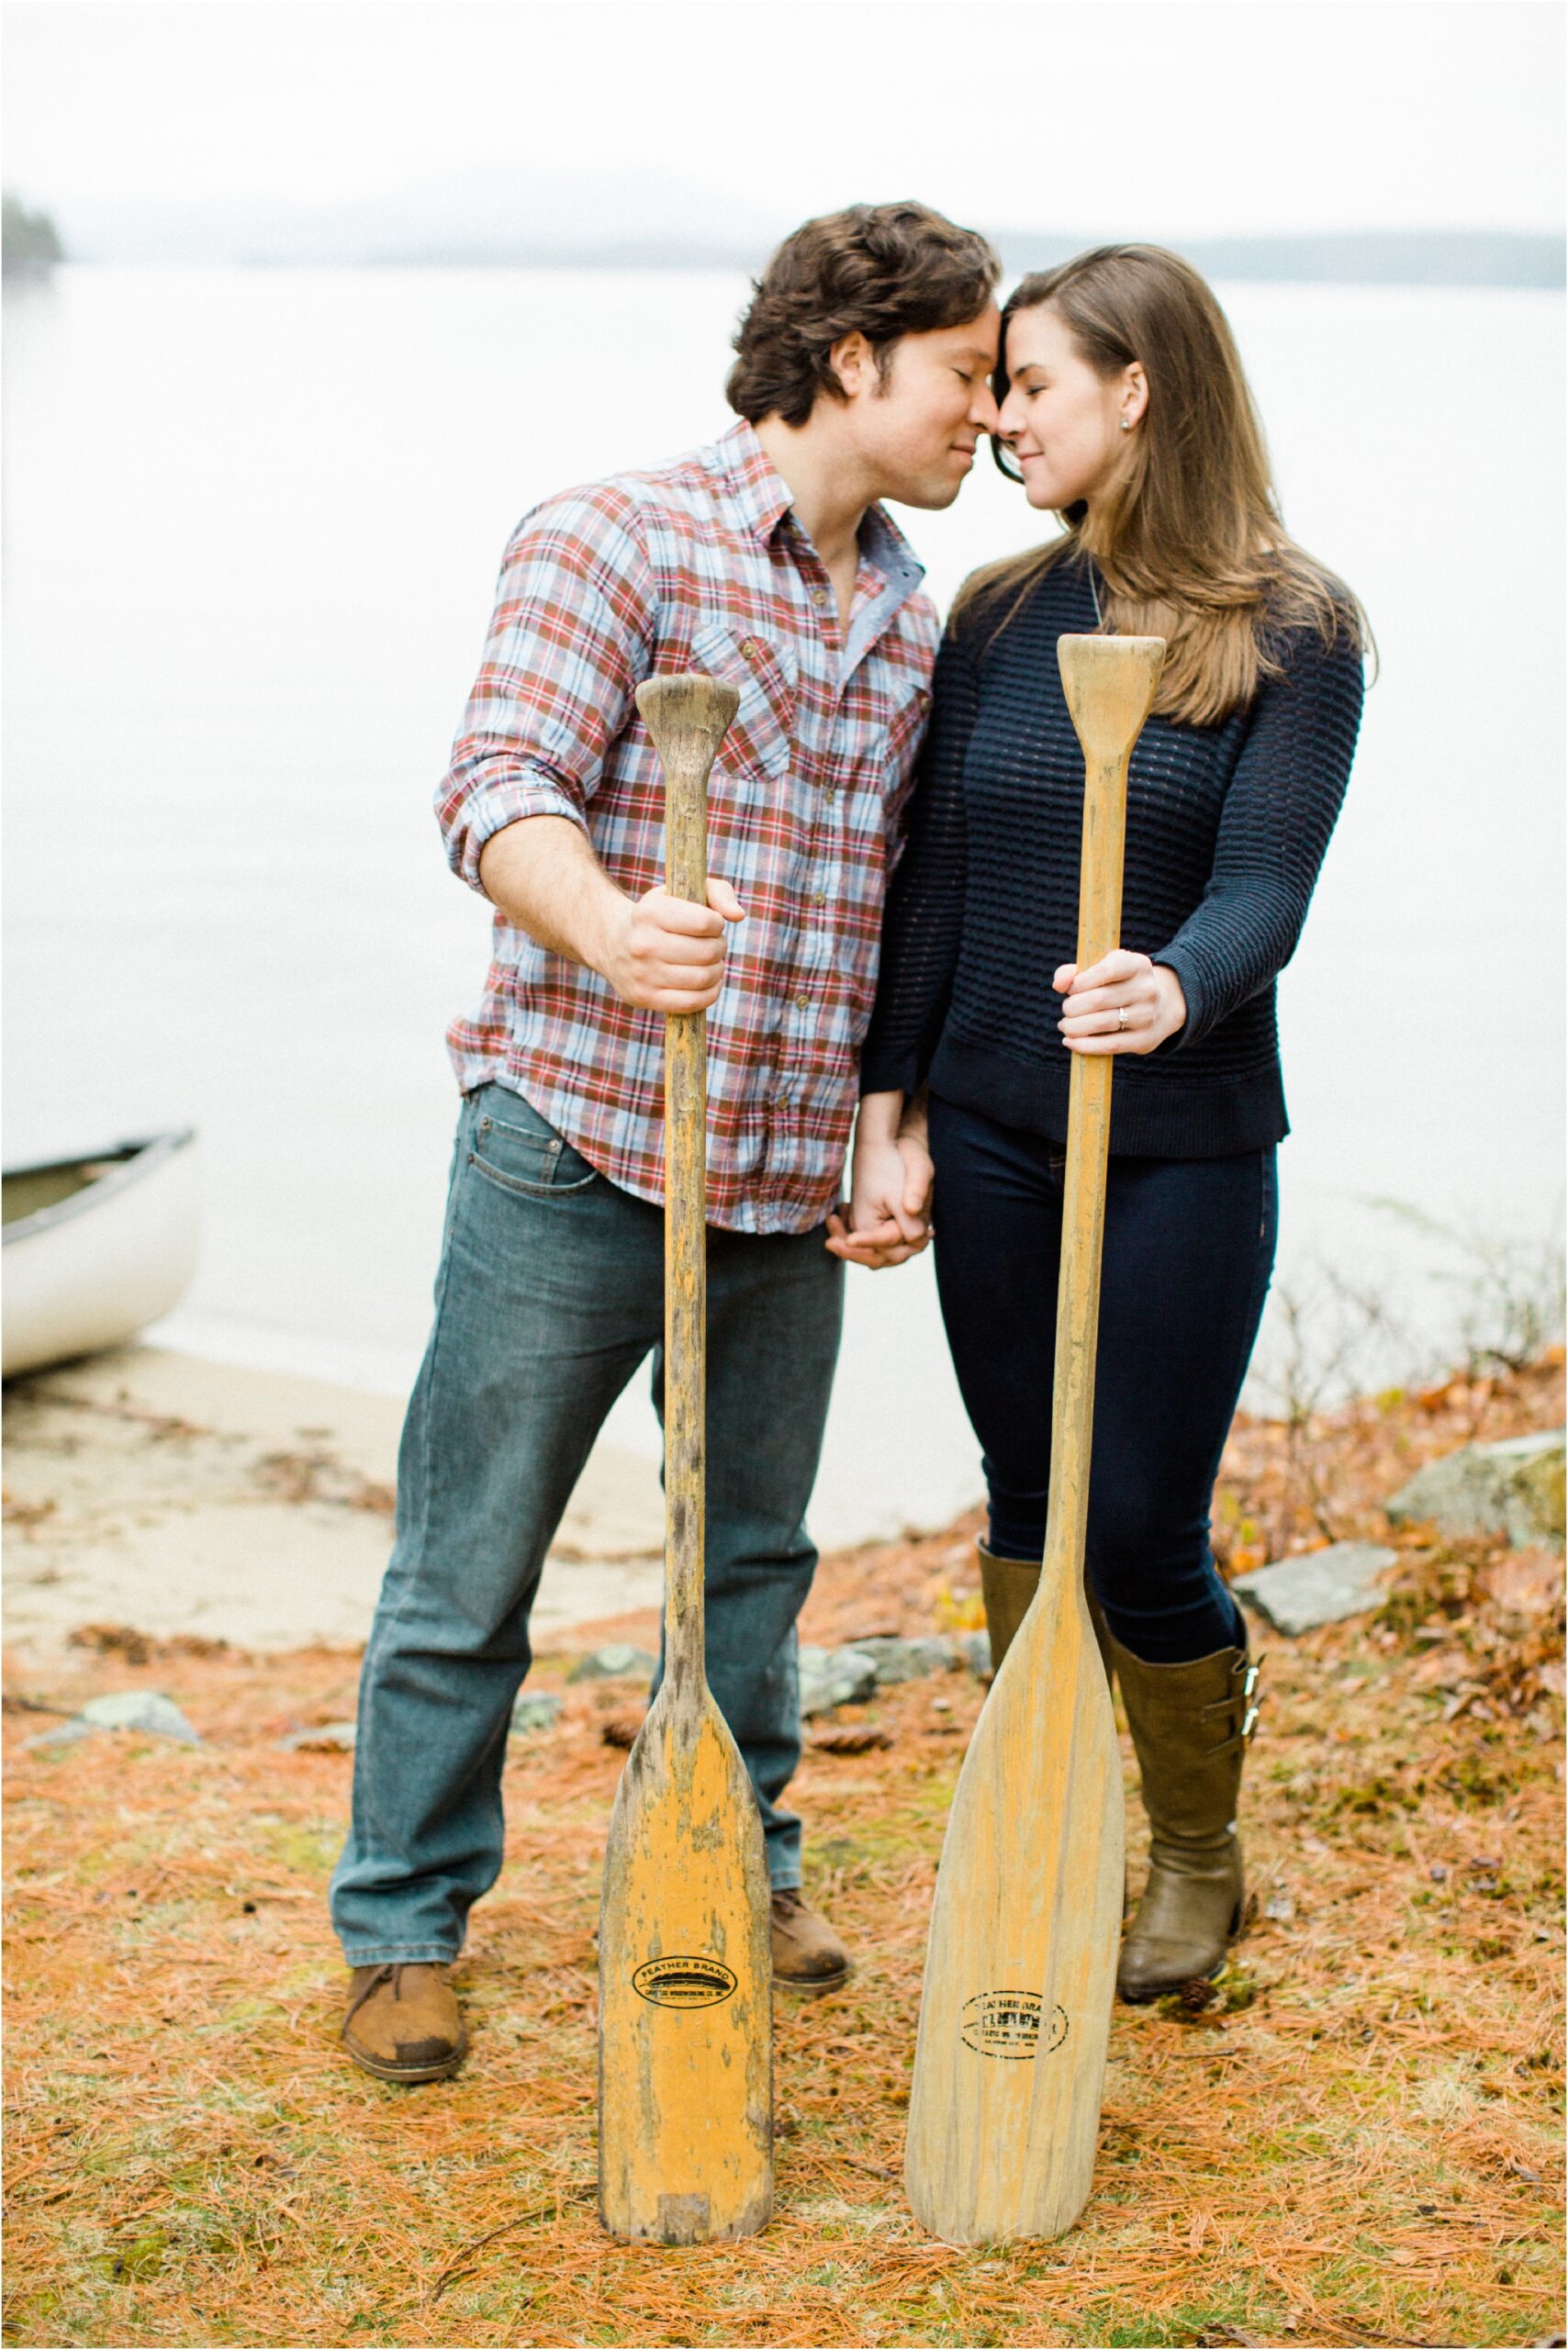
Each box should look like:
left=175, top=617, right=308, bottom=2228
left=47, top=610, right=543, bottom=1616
left=598, top=675, right=773, bottom=2246
left=904, top=633, right=1166, bottom=2244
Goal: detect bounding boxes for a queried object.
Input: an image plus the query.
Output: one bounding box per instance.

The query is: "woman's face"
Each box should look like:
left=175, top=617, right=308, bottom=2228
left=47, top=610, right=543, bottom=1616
left=995, top=303, right=1145, bottom=510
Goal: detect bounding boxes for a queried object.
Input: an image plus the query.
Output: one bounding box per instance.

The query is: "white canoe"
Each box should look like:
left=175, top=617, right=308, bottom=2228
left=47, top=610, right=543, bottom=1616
left=2, top=1131, right=201, bottom=1378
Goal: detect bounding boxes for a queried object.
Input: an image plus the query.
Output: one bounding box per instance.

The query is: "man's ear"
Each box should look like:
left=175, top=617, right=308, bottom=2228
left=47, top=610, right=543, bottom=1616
left=828, top=330, right=877, bottom=401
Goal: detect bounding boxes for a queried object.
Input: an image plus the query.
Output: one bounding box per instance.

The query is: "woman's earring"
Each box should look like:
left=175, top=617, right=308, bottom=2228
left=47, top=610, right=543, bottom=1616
left=1120, top=417, right=1133, bottom=432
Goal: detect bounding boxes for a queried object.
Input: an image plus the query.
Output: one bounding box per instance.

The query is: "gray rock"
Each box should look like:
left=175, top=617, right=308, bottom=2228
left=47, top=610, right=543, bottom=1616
left=846, top=1635, right=959, bottom=1685
left=26, top=1690, right=202, bottom=1749
left=566, top=1644, right=657, bottom=1684
left=1232, top=1542, right=1398, bottom=1636
left=280, top=1719, right=356, bottom=1751
left=798, top=1644, right=879, bottom=1718
left=22, top=1718, right=95, bottom=1751
left=958, top=1630, right=994, bottom=1679
left=510, top=1692, right=564, bottom=1735
left=81, top=1690, right=202, bottom=1741
left=1386, top=1428, right=1566, bottom=1550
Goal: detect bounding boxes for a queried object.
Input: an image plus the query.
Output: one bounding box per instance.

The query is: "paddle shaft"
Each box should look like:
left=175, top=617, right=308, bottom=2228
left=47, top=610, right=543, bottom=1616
left=663, top=731, right=708, bottom=1699
left=1042, top=724, right=1127, bottom=1585
left=633, top=672, right=739, bottom=1701
left=1046, top=634, right=1166, bottom=1587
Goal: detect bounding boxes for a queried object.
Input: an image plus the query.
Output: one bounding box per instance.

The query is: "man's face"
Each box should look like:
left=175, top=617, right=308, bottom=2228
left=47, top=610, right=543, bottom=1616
left=841, top=306, right=1002, bottom=509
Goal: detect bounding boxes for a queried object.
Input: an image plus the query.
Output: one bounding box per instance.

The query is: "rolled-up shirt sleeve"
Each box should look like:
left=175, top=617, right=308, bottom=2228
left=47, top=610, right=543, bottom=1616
left=436, top=485, right=657, bottom=893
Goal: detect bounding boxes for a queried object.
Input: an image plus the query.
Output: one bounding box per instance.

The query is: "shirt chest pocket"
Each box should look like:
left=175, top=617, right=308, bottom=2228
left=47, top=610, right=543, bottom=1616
left=688, top=620, right=797, bottom=786
left=871, top=682, right=933, bottom=846
left=879, top=683, right=931, bottom=780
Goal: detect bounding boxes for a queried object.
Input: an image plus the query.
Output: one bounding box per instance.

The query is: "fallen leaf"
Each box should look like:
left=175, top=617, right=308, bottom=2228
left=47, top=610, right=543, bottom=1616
left=810, top=1728, right=894, bottom=1755
left=1483, top=1550, right=1565, bottom=1618
left=67, top=1622, right=153, bottom=1664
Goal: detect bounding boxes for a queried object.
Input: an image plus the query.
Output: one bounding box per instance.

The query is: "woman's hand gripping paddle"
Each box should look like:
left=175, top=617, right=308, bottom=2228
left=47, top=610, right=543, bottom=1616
left=904, top=633, right=1166, bottom=2245
left=598, top=675, right=773, bottom=2246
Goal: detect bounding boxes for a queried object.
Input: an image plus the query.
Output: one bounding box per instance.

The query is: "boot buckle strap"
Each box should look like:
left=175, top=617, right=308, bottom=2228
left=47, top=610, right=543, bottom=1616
left=1199, top=1658, right=1261, bottom=1730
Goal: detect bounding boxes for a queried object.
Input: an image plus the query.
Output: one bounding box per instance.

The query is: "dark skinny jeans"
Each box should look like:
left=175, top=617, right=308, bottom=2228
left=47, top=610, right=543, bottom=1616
left=928, top=1095, right=1277, bottom=1664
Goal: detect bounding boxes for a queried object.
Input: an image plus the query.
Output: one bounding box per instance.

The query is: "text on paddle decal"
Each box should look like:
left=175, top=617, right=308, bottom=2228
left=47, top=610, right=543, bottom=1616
left=632, top=1956, right=738, bottom=2009
left=961, top=1991, right=1070, bottom=2059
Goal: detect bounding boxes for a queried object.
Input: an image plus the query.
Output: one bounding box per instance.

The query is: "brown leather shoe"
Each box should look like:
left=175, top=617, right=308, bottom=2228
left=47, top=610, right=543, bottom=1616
left=342, top=1963, right=467, bottom=2083
left=770, top=1889, right=852, bottom=1996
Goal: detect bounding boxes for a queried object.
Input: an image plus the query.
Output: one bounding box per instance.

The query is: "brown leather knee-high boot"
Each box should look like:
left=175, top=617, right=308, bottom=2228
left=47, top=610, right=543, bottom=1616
left=1107, top=1628, right=1261, bottom=2002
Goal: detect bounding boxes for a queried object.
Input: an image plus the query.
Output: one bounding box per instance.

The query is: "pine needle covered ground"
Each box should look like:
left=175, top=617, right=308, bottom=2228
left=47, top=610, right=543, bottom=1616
left=4, top=1359, right=1564, bottom=2349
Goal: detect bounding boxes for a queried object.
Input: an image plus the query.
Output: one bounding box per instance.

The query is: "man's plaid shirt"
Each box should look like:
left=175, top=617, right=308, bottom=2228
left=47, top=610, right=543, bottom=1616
left=438, top=419, right=939, bottom=1234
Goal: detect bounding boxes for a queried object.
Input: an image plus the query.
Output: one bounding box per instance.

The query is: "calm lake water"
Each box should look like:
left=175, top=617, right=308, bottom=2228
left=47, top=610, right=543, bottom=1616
left=5, top=267, right=1563, bottom=1542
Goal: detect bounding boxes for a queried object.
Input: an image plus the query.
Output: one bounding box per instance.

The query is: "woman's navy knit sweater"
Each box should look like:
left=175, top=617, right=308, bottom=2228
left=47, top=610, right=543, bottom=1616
left=859, top=556, right=1366, bottom=1158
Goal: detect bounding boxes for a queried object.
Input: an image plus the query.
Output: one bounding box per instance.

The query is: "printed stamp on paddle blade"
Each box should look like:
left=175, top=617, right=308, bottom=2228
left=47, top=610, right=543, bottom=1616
left=961, top=1990, right=1070, bottom=2059
left=632, top=1956, right=738, bottom=2009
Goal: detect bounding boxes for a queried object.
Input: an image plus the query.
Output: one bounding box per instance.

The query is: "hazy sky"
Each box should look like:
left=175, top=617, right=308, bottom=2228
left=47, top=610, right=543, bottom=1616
left=4, top=0, right=1562, bottom=240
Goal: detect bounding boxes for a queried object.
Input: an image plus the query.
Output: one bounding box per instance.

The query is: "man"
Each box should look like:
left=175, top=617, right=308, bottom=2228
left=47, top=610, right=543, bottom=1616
left=331, top=200, right=1001, bottom=2083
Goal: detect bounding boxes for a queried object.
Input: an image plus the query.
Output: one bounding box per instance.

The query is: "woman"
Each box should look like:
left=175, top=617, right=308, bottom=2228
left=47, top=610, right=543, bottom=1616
left=830, top=245, right=1367, bottom=2001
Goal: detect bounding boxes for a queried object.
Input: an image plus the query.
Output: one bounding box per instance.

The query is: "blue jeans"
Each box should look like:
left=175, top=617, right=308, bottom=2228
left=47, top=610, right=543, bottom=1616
left=330, top=1084, right=844, bottom=1965
left=928, top=1095, right=1277, bottom=1664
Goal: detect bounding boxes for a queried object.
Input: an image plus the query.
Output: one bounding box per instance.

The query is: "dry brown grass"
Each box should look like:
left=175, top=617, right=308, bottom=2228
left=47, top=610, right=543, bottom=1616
left=4, top=1360, right=1564, bottom=2348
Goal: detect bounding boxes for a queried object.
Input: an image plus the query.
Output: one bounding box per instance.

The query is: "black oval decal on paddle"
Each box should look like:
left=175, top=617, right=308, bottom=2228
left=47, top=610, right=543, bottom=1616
left=961, top=1990, right=1069, bottom=2059
left=633, top=1956, right=738, bottom=2009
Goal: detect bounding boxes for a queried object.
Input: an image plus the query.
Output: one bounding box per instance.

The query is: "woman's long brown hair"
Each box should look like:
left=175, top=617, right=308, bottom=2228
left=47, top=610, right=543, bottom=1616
left=961, top=244, right=1371, bottom=726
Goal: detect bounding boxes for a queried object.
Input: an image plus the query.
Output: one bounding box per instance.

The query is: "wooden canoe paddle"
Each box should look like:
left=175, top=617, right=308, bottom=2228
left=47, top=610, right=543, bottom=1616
left=598, top=673, right=774, bottom=2247
left=904, top=632, right=1166, bottom=2245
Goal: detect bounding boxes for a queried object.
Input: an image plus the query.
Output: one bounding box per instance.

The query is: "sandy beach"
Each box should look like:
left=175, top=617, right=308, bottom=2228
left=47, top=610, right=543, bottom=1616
left=2, top=1345, right=672, bottom=1656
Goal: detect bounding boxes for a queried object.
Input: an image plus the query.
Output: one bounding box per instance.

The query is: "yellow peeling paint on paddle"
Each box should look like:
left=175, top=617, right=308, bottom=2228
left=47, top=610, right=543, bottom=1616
left=598, top=673, right=773, bottom=2246
left=904, top=634, right=1165, bottom=2245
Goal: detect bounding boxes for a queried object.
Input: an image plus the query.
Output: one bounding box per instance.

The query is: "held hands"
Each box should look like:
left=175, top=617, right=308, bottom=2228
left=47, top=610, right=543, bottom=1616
left=824, top=1092, right=934, bottom=1270
left=602, top=879, right=746, bottom=1013
left=1056, top=950, right=1186, bottom=1055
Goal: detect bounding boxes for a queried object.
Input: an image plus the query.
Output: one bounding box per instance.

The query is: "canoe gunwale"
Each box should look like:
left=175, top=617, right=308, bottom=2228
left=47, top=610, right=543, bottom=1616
left=2, top=1130, right=198, bottom=1247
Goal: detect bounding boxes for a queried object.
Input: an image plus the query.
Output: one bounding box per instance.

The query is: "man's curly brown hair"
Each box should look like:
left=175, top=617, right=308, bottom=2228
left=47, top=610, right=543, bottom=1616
left=727, top=202, right=1001, bottom=429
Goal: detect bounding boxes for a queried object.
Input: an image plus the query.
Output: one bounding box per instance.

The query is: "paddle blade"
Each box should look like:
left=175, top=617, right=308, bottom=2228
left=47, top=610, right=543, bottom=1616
left=904, top=1575, right=1124, bottom=2244
left=598, top=1690, right=773, bottom=2243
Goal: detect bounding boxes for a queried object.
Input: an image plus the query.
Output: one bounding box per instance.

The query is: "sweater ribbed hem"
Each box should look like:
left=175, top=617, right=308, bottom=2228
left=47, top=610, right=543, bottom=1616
left=927, top=1039, right=1290, bottom=1158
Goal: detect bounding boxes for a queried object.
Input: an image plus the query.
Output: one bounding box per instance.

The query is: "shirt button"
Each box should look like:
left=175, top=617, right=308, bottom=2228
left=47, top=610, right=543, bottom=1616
left=812, top=588, right=828, bottom=608
left=812, top=890, right=827, bottom=905
left=795, top=993, right=811, bottom=1011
